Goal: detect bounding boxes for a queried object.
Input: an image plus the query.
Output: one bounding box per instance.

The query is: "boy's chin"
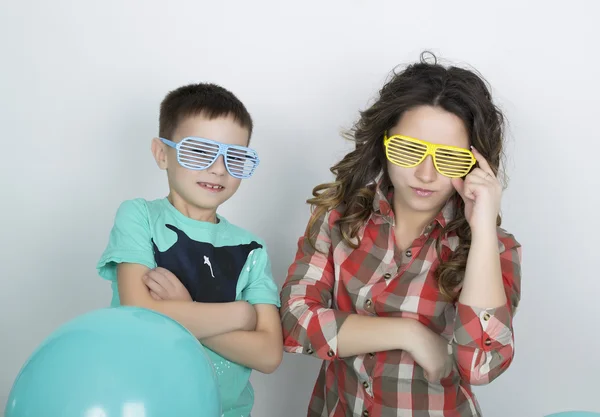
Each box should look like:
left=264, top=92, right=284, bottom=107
left=191, top=194, right=232, bottom=210
left=177, top=192, right=224, bottom=210
left=188, top=198, right=224, bottom=211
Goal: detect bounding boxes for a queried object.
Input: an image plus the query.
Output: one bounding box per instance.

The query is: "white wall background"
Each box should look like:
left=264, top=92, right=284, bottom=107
left=1, top=1, right=599, bottom=416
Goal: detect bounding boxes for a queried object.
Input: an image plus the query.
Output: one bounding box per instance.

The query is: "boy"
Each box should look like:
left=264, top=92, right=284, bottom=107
left=97, top=83, right=282, bottom=417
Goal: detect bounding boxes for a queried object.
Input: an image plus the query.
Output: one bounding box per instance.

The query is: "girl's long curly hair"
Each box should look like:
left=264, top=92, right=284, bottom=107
left=307, top=52, right=506, bottom=300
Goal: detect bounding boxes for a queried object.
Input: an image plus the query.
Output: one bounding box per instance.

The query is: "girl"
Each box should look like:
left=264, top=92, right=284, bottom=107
left=280, top=53, right=522, bottom=417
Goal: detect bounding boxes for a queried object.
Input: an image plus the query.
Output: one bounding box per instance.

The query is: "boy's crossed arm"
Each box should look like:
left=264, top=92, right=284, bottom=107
left=117, top=263, right=257, bottom=339
left=200, top=304, right=282, bottom=374
left=117, top=262, right=283, bottom=374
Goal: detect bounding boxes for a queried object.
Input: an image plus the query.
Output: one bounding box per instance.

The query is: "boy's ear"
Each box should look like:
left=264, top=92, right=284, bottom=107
left=151, top=137, right=168, bottom=170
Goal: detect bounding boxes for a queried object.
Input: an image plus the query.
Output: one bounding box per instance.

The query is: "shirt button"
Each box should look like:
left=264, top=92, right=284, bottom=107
left=363, top=381, right=369, bottom=389
left=365, top=299, right=372, bottom=308
left=363, top=411, right=370, bottom=417
left=483, top=313, right=491, bottom=321
left=384, top=273, right=392, bottom=279
left=327, top=350, right=335, bottom=357
left=405, top=249, right=412, bottom=257
left=306, top=348, right=314, bottom=354
left=368, top=352, right=375, bottom=358
left=484, top=338, right=492, bottom=346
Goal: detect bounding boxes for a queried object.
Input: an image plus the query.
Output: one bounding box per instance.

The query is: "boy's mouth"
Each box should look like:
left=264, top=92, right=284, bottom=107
left=198, top=182, right=224, bottom=192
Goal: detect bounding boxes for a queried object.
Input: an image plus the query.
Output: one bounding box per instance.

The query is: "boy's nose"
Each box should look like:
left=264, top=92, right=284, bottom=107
left=209, top=155, right=227, bottom=176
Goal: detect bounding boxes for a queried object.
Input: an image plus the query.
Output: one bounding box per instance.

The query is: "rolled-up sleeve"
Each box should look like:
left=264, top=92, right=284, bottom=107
left=279, top=210, right=351, bottom=361
left=452, top=229, right=522, bottom=385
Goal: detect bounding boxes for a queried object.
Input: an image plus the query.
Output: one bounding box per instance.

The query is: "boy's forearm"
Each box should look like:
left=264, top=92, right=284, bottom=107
left=201, top=304, right=283, bottom=374
left=143, top=300, right=255, bottom=339
left=117, top=263, right=256, bottom=339
left=201, top=330, right=283, bottom=374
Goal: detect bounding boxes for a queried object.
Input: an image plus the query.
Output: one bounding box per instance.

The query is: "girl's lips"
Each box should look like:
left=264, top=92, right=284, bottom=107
left=412, top=187, right=434, bottom=197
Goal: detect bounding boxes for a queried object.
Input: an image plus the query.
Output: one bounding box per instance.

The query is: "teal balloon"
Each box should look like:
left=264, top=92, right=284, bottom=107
left=5, top=307, right=220, bottom=417
left=546, top=412, right=600, bottom=417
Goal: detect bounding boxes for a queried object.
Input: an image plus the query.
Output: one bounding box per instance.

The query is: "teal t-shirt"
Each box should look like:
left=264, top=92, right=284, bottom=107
left=97, top=197, right=280, bottom=417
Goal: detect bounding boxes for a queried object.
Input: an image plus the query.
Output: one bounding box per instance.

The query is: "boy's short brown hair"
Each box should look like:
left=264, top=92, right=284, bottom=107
left=159, top=83, right=253, bottom=141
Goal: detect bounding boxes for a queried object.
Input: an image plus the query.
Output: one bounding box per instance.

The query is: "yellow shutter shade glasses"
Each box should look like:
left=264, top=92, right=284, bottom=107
left=384, top=133, right=476, bottom=178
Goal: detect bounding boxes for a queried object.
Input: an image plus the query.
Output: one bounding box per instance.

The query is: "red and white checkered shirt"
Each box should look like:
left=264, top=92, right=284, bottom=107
left=280, top=183, right=522, bottom=417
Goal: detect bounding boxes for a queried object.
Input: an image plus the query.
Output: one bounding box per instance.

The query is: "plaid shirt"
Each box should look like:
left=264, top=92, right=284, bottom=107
left=280, top=183, right=522, bottom=417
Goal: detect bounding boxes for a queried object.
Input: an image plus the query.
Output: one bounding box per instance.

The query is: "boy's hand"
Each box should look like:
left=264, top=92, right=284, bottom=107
left=143, top=267, right=192, bottom=302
